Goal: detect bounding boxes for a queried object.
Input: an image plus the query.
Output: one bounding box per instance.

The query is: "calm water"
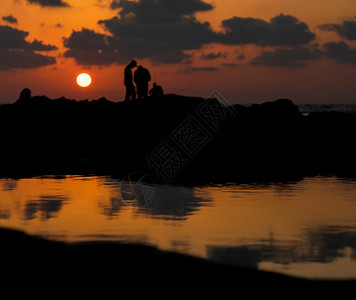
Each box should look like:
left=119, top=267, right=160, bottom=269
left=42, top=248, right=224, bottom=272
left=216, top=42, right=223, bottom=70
left=297, top=103, right=356, bottom=114
left=1, top=175, right=356, bottom=280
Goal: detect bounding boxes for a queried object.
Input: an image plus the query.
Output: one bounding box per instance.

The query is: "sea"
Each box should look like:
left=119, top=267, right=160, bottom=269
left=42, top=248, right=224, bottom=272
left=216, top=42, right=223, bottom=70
left=297, top=104, right=356, bottom=115
left=2, top=102, right=356, bottom=114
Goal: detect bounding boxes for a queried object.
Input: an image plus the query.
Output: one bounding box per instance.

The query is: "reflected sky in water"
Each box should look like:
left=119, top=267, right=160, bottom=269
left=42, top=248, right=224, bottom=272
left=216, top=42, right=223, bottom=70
left=1, top=175, right=356, bottom=279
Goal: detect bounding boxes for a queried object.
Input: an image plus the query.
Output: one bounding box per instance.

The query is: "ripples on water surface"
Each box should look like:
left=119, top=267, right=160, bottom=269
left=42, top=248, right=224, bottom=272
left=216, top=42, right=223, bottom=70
left=1, top=175, right=356, bottom=279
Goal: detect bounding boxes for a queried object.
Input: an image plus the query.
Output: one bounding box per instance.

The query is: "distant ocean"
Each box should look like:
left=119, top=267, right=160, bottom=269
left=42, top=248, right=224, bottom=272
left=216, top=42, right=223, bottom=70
left=297, top=104, right=356, bottom=114
left=1, top=101, right=356, bottom=115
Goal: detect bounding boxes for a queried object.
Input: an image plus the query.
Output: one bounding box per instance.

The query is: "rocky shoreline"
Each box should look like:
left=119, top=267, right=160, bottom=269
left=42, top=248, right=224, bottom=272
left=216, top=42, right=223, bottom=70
left=0, top=92, right=355, bottom=182
left=1, top=227, right=355, bottom=299
left=1, top=94, right=356, bottom=298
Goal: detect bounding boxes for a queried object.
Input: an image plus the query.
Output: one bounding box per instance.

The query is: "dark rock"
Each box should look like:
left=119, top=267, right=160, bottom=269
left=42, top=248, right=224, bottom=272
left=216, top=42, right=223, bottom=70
left=15, top=87, right=31, bottom=104
left=1, top=91, right=355, bottom=181
left=1, top=227, right=355, bottom=299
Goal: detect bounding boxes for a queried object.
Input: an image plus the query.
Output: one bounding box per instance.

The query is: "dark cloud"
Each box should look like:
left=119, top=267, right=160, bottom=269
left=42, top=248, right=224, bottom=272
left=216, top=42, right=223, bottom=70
left=2, top=15, right=17, bottom=24
left=151, top=49, right=192, bottom=64
left=184, top=66, right=219, bottom=73
left=0, top=49, right=56, bottom=70
left=30, top=39, right=58, bottom=51
left=222, top=63, right=239, bottom=67
left=63, top=28, right=123, bottom=65
left=0, top=25, right=57, bottom=70
left=0, top=25, right=30, bottom=49
left=27, top=0, right=69, bottom=7
left=63, top=48, right=122, bottom=66
left=221, top=17, right=270, bottom=45
left=201, top=52, right=225, bottom=60
left=98, top=16, right=218, bottom=57
left=323, top=41, right=356, bottom=64
left=319, top=19, right=356, bottom=40
left=63, top=28, right=108, bottom=51
left=63, top=1, right=316, bottom=67
left=236, top=53, right=245, bottom=60
left=110, top=0, right=135, bottom=11
left=0, top=26, right=57, bottom=51
left=65, top=0, right=218, bottom=65
left=251, top=45, right=322, bottom=67
left=221, top=14, right=315, bottom=46
left=110, top=0, right=214, bottom=23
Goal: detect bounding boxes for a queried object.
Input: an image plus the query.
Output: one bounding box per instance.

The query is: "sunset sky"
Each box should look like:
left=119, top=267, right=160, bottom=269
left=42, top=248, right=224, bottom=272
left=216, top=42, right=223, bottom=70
left=0, top=0, right=356, bottom=104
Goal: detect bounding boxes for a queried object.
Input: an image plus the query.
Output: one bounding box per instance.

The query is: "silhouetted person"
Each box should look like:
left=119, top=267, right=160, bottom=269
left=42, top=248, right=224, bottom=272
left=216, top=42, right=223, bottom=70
left=124, top=60, right=137, bottom=101
left=149, top=83, right=164, bottom=97
left=134, top=66, right=151, bottom=99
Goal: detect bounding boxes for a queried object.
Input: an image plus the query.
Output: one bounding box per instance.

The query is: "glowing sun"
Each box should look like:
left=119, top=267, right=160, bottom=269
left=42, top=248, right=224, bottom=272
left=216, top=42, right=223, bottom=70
left=76, top=73, right=92, bottom=87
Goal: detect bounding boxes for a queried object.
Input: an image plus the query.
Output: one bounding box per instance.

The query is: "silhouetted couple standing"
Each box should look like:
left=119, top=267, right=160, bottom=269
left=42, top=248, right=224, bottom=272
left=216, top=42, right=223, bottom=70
left=124, top=60, right=151, bottom=101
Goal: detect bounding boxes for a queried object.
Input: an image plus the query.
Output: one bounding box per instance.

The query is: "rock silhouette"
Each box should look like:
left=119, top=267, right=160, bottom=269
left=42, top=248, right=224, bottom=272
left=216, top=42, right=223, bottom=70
left=16, top=88, right=32, bottom=104
left=1, top=227, right=355, bottom=299
left=0, top=90, right=355, bottom=182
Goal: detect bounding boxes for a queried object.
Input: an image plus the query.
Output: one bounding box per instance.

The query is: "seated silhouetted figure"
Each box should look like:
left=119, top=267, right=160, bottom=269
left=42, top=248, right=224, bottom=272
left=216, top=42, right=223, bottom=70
left=15, top=88, right=32, bottom=104
left=134, top=66, right=151, bottom=99
left=149, top=83, right=164, bottom=97
left=124, top=60, right=137, bottom=101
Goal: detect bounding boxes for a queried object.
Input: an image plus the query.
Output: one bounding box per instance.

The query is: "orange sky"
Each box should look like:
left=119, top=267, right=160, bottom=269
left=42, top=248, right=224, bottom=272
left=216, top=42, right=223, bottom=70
left=0, top=0, right=356, bottom=104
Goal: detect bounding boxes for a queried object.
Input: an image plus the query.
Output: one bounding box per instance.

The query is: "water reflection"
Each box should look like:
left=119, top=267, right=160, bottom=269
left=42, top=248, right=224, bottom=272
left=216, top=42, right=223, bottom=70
left=24, top=195, right=68, bottom=221
left=1, top=175, right=356, bottom=279
left=2, top=178, right=18, bottom=191
left=207, top=226, right=356, bottom=267
left=98, top=196, right=122, bottom=218
left=142, top=185, right=212, bottom=220
left=98, top=178, right=212, bottom=220
left=303, top=225, right=356, bottom=262
left=0, top=209, right=10, bottom=219
left=206, top=226, right=356, bottom=280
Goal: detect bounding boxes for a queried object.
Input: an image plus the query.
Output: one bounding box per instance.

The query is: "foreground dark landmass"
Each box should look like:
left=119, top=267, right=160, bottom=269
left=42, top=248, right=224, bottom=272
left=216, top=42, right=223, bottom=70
left=1, top=227, right=355, bottom=299
left=0, top=92, right=355, bottom=182
left=1, top=96, right=356, bottom=298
